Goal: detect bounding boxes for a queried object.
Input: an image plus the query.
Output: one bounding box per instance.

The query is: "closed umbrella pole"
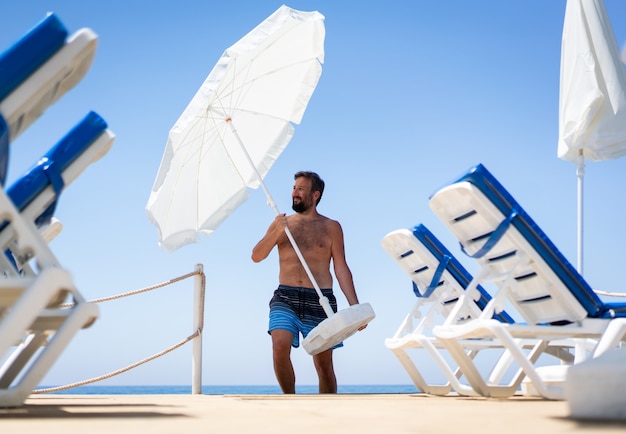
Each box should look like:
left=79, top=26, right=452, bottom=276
left=577, top=149, right=584, bottom=274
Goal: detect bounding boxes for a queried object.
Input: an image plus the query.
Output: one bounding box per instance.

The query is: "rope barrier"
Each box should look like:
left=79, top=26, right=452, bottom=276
left=59, top=269, right=203, bottom=307
left=29, top=266, right=622, bottom=395
left=33, top=267, right=205, bottom=394
left=33, top=330, right=201, bottom=394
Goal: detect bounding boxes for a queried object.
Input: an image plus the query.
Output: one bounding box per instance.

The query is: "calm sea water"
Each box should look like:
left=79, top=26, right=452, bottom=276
left=43, top=385, right=418, bottom=395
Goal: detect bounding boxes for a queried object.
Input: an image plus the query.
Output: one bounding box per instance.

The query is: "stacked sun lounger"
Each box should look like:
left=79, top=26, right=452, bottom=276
left=383, top=163, right=626, bottom=400
left=0, top=14, right=114, bottom=407
left=382, top=224, right=519, bottom=396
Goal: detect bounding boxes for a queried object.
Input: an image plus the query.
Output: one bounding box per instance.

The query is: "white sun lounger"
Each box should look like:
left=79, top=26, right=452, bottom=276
left=0, top=111, right=114, bottom=407
left=429, top=163, right=626, bottom=400
left=382, top=223, right=574, bottom=396
left=0, top=13, right=97, bottom=156
left=382, top=224, right=518, bottom=396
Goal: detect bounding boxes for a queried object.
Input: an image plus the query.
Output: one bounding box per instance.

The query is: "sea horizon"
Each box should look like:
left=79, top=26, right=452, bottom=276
left=40, top=384, right=419, bottom=395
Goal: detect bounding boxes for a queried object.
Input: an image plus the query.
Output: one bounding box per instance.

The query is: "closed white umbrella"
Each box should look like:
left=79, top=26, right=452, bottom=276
left=558, top=0, right=626, bottom=273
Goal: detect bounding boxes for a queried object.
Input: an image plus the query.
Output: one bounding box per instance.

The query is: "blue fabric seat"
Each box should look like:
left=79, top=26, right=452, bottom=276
left=0, top=14, right=67, bottom=101
left=410, top=223, right=514, bottom=323
left=6, top=111, right=108, bottom=227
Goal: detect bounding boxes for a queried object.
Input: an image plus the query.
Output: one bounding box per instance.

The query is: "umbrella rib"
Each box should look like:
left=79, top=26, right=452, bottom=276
left=214, top=23, right=322, bottom=121
left=205, top=110, right=248, bottom=187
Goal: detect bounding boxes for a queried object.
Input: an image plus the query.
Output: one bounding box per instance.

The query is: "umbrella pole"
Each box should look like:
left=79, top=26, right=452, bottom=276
left=576, top=149, right=584, bottom=275
left=226, top=119, right=334, bottom=318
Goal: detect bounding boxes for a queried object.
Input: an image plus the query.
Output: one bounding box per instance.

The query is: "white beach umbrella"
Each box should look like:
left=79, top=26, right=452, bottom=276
left=146, top=5, right=325, bottom=252
left=558, top=0, right=626, bottom=273
left=146, top=5, right=374, bottom=354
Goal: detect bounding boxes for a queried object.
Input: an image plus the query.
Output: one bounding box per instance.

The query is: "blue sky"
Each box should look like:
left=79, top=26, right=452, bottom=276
left=1, top=1, right=626, bottom=389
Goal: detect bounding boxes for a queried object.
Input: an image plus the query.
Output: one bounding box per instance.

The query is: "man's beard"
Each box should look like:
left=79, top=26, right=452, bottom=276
left=292, top=199, right=308, bottom=213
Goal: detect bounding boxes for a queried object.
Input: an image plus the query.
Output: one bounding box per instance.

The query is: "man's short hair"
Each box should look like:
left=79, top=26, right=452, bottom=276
left=294, top=171, right=324, bottom=205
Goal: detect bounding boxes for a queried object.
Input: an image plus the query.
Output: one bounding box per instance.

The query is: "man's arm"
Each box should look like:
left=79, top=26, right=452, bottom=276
left=330, top=221, right=360, bottom=305
left=251, top=214, right=287, bottom=263
left=331, top=220, right=368, bottom=331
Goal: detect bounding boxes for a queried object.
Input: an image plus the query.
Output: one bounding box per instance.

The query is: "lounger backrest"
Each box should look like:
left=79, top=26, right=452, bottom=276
left=0, top=14, right=67, bottom=101
left=6, top=111, right=109, bottom=222
left=382, top=224, right=514, bottom=323
left=429, top=164, right=608, bottom=324
left=0, top=111, right=113, bottom=276
left=0, top=15, right=98, bottom=145
left=414, top=224, right=515, bottom=323
left=0, top=14, right=68, bottom=186
left=0, top=13, right=98, bottom=187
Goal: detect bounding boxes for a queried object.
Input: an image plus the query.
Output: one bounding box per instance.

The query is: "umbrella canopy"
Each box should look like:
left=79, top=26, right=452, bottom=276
left=559, top=0, right=626, bottom=162
left=146, top=5, right=325, bottom=252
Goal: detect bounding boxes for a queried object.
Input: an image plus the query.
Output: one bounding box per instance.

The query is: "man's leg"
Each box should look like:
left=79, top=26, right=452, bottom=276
left=271, top=329, right=296, bottom=394
left=313, top=349, right=337, bottom=393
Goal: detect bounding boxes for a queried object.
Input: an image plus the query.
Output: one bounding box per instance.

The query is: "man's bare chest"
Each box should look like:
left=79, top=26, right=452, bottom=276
left=283, top=218, right=330, bottom=251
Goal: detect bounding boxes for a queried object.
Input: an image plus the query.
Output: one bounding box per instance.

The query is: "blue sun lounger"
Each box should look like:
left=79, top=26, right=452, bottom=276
left=429, top=163, right=626, bottom=399
left=0, top=12, right=111, bottom=407
left=382, top=224, right=518, bottom=395
left=0, top=111, right=113, bottom=407
left=0, top=13, right=98, bottom=184
left=382, top=224, right=575, bottom=396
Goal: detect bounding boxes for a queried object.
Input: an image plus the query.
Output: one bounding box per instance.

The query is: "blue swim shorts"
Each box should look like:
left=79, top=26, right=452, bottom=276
left=268, top=285, right=343, bottom=350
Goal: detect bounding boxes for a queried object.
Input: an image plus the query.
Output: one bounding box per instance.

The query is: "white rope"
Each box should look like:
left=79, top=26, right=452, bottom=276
left=59, top=269, right=203, bottom=307
left=33, top=268, right=205, bottom=394
left=33, top=330, right=200, bottom=394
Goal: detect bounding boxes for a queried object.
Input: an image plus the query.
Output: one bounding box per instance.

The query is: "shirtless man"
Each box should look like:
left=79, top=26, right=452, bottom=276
left=251, top=171, right=364, bottom=394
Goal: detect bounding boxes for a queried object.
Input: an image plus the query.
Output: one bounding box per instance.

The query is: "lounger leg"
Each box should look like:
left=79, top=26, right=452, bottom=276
left=389, top=347, right=451, bottom=395
left=489, top=325, right=561, bottom=399
left=0, top=301, right=98, bottom=407
left=418, top=336, right=479, bottom=396
left=436, top=335, right=494, bottom=397
left=0, top=333, right=49, bottom=387
left=593, top=318, right=626, bottom=357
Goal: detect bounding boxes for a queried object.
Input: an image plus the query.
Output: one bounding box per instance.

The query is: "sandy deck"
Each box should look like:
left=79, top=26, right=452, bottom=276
left=0, top=393, right=624, bottom=433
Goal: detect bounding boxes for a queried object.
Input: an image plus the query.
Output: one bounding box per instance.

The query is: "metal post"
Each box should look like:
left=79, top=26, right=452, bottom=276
left=192, top=263, right=204, bottom=394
